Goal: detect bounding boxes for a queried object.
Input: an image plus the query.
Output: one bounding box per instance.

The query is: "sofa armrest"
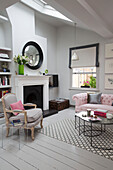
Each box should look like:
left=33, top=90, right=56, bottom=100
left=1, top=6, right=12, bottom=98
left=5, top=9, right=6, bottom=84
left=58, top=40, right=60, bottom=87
left=72, top=93, right=87, bottom=106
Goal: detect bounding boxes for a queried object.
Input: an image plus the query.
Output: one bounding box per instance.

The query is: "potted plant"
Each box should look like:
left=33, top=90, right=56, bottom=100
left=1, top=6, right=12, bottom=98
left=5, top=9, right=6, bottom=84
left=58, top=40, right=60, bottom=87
left=14, top=55, right=29, bottom=75
left=89, top=76, right=96, bottom=88
left=81, top=80, right=90, bottom=88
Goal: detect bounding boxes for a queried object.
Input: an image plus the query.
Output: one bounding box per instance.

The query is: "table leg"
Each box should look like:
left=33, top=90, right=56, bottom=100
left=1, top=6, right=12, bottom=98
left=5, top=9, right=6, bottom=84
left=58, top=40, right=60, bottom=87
left=101, top=124, right=102, bottom=134
left=2, top=126, right=4, bottom=148
left=75, top=115, right=76, bottom=129
left=104, top=125, right=106, bottom=132
left=79, top=117, right=80, bottom=135
left=91, top=121, right=92, bottom=146
left=84, top=120, right=85, bottom=135
left=19, top=128, right=20, bottom=150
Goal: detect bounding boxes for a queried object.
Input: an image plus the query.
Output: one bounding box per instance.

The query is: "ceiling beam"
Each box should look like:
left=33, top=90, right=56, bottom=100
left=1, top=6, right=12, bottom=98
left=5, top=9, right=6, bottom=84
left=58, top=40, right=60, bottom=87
left=44, top=0, right=113, bottom=38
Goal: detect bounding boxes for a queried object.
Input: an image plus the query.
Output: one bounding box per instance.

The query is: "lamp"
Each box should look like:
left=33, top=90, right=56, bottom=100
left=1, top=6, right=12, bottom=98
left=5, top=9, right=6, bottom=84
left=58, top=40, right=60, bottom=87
left=72, top=23, right=79, bottom=61
left=72, top=51, right=79, bottom=61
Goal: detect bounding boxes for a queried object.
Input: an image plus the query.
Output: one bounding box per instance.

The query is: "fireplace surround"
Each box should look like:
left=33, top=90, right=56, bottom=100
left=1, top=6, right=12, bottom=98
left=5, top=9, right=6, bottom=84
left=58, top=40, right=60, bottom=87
left=13, top=75, right=49, bottom=110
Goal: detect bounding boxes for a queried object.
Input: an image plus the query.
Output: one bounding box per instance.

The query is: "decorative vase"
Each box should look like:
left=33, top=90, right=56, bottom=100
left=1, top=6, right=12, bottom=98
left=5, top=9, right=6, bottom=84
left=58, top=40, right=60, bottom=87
left=19, top=64, right=24, bottom=75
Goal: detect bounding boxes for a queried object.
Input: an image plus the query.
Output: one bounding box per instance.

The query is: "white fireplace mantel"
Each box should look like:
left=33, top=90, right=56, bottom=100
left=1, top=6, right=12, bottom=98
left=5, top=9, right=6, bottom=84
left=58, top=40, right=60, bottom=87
left=13, top=75, right=49, bottom=110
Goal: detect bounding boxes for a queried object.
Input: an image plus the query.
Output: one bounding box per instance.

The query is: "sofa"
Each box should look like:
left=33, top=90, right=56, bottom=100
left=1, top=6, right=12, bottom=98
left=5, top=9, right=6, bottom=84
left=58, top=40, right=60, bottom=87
left=72, top=93, right=113, bottom=114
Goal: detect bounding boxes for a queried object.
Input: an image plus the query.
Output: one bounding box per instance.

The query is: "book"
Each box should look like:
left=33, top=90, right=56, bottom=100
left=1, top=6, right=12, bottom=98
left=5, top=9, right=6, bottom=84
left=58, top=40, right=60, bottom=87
left=11, top=119, right=23, bottom=127
left=94, top=109, right=108, bottom=118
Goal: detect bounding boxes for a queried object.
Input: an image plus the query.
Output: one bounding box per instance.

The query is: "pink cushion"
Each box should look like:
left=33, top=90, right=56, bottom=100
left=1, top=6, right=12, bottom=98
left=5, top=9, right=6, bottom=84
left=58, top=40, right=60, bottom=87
left=101, top=94, right=113, bottom=105
left=10, top=100, right=24, bottom=115
left=78, top=104, right=113, bottom=114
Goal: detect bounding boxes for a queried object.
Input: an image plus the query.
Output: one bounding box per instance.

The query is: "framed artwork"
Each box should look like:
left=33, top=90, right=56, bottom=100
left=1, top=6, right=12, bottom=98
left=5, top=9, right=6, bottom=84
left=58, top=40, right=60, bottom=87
left=105, top=74, right=113, bottom=89
left=105, top=58, right=113, bottom=73
left=105, top=43, right=113, bottom=58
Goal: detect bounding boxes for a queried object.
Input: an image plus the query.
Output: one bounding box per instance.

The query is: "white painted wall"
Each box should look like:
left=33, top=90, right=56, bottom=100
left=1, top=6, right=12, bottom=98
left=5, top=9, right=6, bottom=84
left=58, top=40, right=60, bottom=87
left=6, top=2, right=58, bottom=100
left=35, top=14, right=58, bottom=100
left=35, top=15, right=57, bottom=73
left=3, top=22, right=12, bottom=48
left=0, top=23, right=5, bottom=47
left=56, top=25, right=113, bottom=105
left=7, top=2, right=47, bottom=77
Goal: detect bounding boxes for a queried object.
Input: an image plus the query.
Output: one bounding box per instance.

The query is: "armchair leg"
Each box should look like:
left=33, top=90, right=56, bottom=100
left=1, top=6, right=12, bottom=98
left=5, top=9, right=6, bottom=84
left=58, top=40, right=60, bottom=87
left=31, top=127, right=34, bottom=140
left=6, top=127, right=10, bottom=137
left=40, top=119, right=43, bottom=128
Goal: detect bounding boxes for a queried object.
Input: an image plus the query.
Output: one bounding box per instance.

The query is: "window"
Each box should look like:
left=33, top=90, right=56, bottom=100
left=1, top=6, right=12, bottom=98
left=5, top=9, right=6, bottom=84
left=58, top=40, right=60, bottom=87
left=72, top=67, right=96, bottom=88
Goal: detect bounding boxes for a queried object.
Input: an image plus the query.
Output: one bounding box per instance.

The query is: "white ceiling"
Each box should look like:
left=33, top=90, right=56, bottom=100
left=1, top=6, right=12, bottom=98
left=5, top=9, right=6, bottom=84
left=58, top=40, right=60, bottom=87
left=44, top=0, right=113, bottom=38
left=0, top=0, right=19, bottom=11
left=1, top=0, right=113, bottom=38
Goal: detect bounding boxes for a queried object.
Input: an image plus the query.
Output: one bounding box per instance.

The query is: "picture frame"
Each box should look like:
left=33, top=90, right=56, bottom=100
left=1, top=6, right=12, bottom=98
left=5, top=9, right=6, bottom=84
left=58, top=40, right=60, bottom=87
left=105, top=74, right=113, bottom=89
left=105, top=43, right=113, bottom=58
left=105, top=58, right=113, bottom=73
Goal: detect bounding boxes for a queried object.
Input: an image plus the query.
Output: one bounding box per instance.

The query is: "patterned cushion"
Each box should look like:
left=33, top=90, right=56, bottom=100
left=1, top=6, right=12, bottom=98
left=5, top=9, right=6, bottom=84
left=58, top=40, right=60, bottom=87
left=101, top=94, right=113, bottom=106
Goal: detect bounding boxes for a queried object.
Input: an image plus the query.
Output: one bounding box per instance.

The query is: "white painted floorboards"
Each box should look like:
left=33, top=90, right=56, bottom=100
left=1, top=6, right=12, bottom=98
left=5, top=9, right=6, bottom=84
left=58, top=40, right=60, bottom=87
left=0, top=107, right=113, bottom=170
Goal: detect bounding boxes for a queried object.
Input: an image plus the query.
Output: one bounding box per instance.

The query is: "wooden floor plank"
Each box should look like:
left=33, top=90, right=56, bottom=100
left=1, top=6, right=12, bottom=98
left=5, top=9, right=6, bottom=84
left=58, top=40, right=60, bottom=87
left=26, top=141, right=93, bottom=170
left=0, top=157, right=18, bottom=170
left=22, top=145, right=74, bottom=170
left=34, top=136, right=107, bottom=170
left=0, top=151, right=38, bottom=170
left=38, top=133, right=113, bottom=169
left=5, top=147, right=57, bottom=170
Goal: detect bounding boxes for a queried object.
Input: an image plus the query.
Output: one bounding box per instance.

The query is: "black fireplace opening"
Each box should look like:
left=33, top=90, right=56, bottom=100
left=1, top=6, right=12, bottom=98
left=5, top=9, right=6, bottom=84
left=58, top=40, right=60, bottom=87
left=24, top=85, right=43, bottom=109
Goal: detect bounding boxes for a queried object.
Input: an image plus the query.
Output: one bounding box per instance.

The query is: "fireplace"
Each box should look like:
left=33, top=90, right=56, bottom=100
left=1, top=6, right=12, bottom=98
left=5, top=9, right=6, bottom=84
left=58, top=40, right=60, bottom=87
left=24, top=85, right=43, bottom=109
left=13, top=75, right=49, bottom=110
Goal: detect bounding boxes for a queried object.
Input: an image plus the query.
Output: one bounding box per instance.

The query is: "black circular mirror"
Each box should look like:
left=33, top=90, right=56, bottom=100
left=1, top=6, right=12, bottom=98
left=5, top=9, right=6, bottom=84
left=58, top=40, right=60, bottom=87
left=22, top=41, right=43, bottom=70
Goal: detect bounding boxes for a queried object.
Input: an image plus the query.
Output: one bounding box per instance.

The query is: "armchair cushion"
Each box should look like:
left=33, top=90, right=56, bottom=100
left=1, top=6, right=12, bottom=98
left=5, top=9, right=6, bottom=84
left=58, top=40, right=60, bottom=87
left=9, top=113, right=25, bottom=122
left=9, top=108, right=42, bottom=123
left=26, top=108, right=42, bottom=123
left=10, top=100, right=25, bottom=115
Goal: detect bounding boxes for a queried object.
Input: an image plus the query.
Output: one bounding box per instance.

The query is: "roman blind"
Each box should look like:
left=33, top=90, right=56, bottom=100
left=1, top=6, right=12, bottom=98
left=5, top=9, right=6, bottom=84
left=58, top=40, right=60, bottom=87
left=71, top=47, right=96, bottom=68
left=69, top=43, right=99, bottom=68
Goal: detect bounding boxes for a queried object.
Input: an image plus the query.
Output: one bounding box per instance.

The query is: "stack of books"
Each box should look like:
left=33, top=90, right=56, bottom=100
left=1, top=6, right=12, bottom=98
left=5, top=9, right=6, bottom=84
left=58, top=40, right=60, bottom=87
left=11, top=119, right=23, bottom=127
left=94, top=109, right=108, bottom=118
left=0, top=89, right=11, bottom=98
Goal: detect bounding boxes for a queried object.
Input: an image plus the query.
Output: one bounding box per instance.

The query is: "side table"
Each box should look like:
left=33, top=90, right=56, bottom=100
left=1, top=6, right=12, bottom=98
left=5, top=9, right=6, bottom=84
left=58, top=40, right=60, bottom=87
left=49, top=98, right=69, bottom=111
left=1, top=124, right=27, bottom=150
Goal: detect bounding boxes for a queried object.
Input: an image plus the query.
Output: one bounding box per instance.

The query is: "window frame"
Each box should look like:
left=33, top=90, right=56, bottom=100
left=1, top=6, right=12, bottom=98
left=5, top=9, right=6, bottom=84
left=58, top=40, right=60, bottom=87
left=72, top=67, right=96, bottom=88
left=70, top=67, right=99, bottom=90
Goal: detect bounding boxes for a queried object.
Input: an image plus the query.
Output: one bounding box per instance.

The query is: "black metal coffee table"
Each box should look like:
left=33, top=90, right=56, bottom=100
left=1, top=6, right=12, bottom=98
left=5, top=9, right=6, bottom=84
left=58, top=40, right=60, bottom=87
left=75, top=111, right=113, bottom=150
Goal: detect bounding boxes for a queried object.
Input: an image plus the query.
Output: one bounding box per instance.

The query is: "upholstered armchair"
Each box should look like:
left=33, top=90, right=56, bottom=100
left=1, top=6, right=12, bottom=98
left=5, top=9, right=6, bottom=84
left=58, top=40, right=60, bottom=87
left=2, top=93, right=43, bottom=140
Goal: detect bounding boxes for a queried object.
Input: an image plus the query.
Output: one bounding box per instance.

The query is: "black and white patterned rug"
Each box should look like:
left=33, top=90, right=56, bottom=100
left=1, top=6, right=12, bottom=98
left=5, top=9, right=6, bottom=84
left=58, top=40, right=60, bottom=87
left=40, top=119, right=113, bottom=161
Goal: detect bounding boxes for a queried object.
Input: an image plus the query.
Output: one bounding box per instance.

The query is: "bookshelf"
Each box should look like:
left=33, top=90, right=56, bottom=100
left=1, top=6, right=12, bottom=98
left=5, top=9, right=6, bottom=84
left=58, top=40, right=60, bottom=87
left=0, top=47, right=12, bottom=102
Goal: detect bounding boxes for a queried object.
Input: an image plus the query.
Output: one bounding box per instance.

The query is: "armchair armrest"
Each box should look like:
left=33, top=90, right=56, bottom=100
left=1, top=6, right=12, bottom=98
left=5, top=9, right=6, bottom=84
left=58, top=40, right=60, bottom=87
left=23, top=103, right=37, bottom=108
left=72, top=93, right=87, bottom=106
left=5, top=109, right=27, bottom=124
